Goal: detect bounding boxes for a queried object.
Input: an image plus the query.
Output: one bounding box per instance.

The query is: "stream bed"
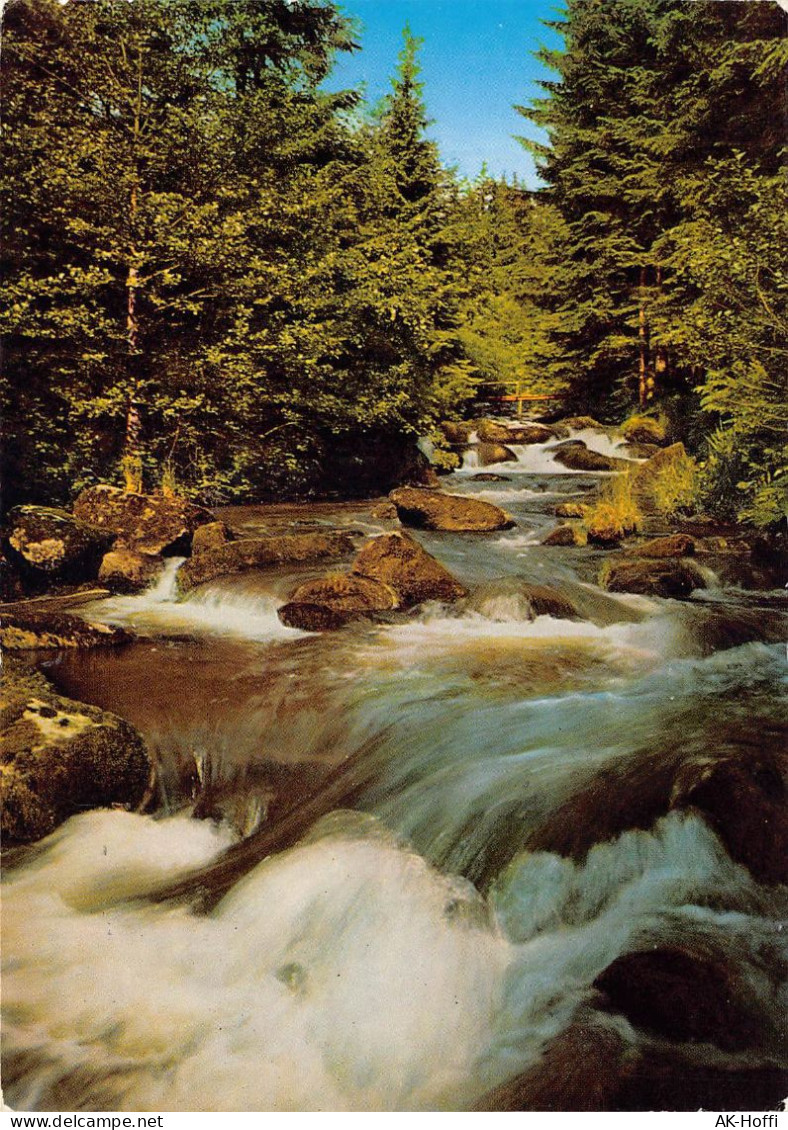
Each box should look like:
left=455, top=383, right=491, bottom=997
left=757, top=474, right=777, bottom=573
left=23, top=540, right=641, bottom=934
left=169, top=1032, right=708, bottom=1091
left=3, top=431, right=787, bottom=1111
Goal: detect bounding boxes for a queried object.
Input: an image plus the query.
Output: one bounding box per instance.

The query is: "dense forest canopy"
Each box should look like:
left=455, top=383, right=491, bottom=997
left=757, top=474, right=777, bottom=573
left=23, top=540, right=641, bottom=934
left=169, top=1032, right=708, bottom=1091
left=1, top=0, right=786, bottom=525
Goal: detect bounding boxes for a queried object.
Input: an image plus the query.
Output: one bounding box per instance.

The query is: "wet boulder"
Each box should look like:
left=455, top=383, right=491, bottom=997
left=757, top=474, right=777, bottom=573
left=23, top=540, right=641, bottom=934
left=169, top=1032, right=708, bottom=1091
left=352, top=531, right=468, bottom=607
left=3, top=505, right=113, bottom=584
left=176, top=531, right=356, bottom=594
left=389, top=487, right=515, bottom=532
left=542, top=525, right=581, bottom=547
left=287, top=573, right=398, bottom=615
left=1, top=661, right=151, bottom=844
left=370, top=500, right=399, bottom=520
left=191, top=521, right=235, bottom=555
left=621, top=415, right=668, bottom=446
left=629, top=534, right=696, bottom=559
left=672, top=748, right=788, bottom=886
left=98, top=544, right=163, bottom=594
left=277, top=602, right=361, bottom=632
left=0, top=609, right=132, bottom=651
left=475, top=442, right=518, bottom=467
left=594, top=947, right=761, bottom=1051
left=601, top=557, right=706, bottom=599
left=73, top=485, right=213, bottom=557
left=475, top=1022, right=630, bottom=1112
left=507, top=423, right=557, bottom=444
left=550, top=443, right=617, bottom=472
left=471, top=473, right=511, bottom=483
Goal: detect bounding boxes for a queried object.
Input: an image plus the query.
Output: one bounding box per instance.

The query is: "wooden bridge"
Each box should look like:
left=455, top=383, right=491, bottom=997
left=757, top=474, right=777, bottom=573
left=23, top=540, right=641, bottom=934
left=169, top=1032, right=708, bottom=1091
left=488, top=382, right=564, bottom=417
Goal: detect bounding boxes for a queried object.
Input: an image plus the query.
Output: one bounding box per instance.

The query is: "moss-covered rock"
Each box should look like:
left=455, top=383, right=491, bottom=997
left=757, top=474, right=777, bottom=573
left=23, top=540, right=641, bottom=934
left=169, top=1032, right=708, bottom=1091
left=277, top=602, right=362, bottom=632
left=191, top=521, right=236, bottom=555
left=3, top=506, right=114, bottom=584
left=73, top=485, right=213, bottom=557
left=558, top=415, right=607, bottom=432
left=1, top=660, right=151, bottom=844
left=629, top=534, right=696, bottom=559
left=440, top=420, right=477, bottom=444
left=288, top=572, right=399, bottom=614
left=276, top=532, right=467, bottom=631
left=507, top=423, right=557, bottom=444
left=389, top=486, right=514, bottom=532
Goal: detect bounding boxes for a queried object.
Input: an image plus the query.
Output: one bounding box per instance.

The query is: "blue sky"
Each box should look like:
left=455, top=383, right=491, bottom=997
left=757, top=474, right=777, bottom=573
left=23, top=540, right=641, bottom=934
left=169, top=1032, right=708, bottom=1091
left=330, top=0, right=565, bottom=186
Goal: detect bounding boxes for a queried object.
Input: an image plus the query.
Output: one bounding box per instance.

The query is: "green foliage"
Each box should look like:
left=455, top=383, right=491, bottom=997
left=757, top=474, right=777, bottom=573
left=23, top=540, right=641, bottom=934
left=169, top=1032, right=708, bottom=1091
left=2, top=1, right=491, bottom=506
left=519, top=0, right=787, bottom=524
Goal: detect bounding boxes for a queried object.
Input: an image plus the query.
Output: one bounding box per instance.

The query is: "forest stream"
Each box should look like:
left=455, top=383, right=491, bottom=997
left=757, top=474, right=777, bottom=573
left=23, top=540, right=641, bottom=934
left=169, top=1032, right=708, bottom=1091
left=3, top=428, right=787, bottom=1112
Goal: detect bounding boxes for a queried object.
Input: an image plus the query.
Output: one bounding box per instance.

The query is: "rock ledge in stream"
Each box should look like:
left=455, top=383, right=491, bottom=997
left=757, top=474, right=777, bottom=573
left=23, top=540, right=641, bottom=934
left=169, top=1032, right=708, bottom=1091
left=278, top=532, right=467, bottom=630
left=389, top=486, right=514, bottom=532
left=176, top=531, right=356, bottom=594
left=73, top=485, right=213, bottom=557
left=1, top=660, right=151, bottom=844
left=0, top=609, right=132, bottom=651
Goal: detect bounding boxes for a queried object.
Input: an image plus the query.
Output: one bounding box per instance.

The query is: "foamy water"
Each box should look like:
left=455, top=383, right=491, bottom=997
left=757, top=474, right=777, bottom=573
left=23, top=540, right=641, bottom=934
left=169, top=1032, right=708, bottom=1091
left=83, top=560, right=305, bottom=642
left=4, top=806, right=784, bottom=1111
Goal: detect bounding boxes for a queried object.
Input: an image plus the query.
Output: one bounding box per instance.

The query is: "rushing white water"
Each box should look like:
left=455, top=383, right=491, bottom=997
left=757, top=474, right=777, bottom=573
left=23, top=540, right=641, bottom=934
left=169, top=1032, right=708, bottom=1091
left=85, top=562, right=305, bottom=642
left=4, top=806, right=785, bottom=1111
left=458, top=426, right=630, bottom=477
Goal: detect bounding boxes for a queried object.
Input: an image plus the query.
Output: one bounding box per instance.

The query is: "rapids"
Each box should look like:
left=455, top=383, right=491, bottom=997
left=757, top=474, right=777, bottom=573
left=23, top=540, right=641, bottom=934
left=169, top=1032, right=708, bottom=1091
left=3, top=428, right=787, bottom=1111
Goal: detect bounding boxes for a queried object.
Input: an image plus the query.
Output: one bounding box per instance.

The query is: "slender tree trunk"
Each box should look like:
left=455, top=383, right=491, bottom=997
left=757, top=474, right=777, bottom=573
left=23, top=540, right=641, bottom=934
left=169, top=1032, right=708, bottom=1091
left=123, top=48, right=144, bottom=493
